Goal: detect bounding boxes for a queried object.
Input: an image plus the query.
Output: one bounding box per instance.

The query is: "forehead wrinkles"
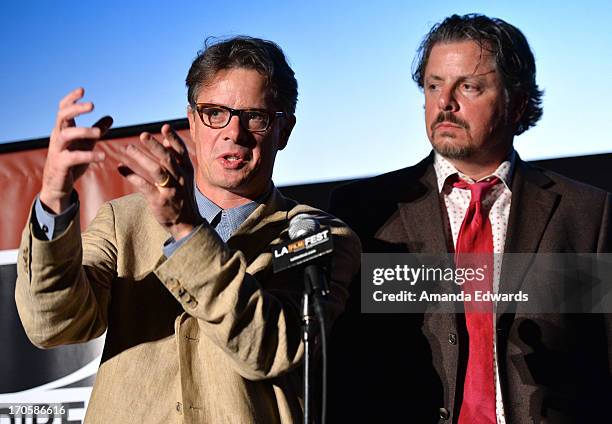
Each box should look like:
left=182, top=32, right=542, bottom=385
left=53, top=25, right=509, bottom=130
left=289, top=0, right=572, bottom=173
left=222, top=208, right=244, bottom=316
left=427, top=41, right=498, bottom=79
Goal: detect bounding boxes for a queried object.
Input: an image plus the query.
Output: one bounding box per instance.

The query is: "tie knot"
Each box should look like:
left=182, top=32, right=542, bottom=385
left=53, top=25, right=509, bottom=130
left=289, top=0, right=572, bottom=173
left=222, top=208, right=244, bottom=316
left=452, top=176, right=500, bottom=203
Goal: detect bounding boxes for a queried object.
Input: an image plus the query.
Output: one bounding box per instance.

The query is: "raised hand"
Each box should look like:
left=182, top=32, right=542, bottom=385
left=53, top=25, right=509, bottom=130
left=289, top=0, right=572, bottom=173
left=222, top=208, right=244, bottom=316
left=118, top=124, right=202, bottom=240
left=40, top=88, right=113, bottom=214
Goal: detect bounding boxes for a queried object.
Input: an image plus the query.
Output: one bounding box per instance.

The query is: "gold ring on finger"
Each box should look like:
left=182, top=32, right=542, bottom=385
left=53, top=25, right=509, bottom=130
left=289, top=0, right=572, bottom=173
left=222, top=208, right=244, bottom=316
left=154, top=171, right=172, bottom=188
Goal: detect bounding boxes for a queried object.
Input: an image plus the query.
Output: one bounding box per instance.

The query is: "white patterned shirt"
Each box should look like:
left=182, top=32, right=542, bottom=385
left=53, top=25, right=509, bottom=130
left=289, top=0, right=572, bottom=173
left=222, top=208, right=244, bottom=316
left=433, top=151, right=515, bottom=424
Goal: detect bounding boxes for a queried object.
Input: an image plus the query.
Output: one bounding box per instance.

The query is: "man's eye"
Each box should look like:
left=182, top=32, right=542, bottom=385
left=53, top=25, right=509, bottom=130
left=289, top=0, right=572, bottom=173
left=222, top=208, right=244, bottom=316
left=204, top=108, right=223, bottom=117
left=203, top=108, right=227, bottom=122
left=245, top=112, right=266, bottom=122
left=462, top=83, right=480, bottom=92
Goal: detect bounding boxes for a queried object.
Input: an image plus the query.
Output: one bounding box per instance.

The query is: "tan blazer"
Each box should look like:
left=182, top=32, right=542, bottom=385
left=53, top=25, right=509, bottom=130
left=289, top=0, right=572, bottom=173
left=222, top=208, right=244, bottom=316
left=15, top=187, right=361, bottom=423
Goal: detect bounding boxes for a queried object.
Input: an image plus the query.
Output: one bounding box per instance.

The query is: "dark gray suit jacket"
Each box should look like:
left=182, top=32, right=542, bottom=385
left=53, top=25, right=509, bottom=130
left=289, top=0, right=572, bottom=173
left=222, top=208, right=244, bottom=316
left=328, top=154, right=611, bottom=423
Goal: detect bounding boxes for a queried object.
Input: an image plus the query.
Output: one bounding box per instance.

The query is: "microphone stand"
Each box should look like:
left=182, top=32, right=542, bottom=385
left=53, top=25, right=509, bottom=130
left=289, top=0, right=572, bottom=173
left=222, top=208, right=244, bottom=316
left=302, top=264, right=329, bottom=424
left=302, top=289, right=315, bottom=424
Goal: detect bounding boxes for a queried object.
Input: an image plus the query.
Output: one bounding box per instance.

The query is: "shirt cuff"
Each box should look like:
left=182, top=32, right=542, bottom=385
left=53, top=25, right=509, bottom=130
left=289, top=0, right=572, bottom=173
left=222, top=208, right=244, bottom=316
left=163, top=225, right=201, bottom=257
left=33, top=192, right=79, bottom=240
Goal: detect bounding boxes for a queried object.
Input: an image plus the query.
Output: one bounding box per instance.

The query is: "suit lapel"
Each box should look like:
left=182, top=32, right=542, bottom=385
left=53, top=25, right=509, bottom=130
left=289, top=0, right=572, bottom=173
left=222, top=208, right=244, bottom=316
left=227, top=187, right=290, bottom=262
left=495, top=159, right=560, bottom=412
left=375, top=156, right=449, bottom=254
left=499, top=158, right=560, bottom=300
left=504, top=158, right=559, bottom=254
left=397, top=164, right=449, bottom=255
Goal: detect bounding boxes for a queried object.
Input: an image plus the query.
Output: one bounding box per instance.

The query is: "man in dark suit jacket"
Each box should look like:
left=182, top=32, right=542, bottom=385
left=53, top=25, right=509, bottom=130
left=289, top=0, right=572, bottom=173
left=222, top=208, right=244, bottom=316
left=328, top=14, right=611, bottom=423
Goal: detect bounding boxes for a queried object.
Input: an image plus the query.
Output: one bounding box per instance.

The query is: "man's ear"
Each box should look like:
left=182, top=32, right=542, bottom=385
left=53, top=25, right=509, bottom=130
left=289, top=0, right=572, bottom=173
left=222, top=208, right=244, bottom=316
left=278, top=114, right=296, bottom=151
left=512, top=94, right=528, bottom=125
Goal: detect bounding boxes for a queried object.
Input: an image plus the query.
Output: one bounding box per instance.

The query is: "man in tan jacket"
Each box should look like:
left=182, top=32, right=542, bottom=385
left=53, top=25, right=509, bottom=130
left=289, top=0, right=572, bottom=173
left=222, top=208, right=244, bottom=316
left=15, top=36, right=360, bottom=423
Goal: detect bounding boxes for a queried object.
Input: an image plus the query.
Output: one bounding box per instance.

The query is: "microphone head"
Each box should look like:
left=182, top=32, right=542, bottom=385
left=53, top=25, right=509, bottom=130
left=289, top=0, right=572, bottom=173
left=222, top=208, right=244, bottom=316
left=288, top=214, right=320, bottom=240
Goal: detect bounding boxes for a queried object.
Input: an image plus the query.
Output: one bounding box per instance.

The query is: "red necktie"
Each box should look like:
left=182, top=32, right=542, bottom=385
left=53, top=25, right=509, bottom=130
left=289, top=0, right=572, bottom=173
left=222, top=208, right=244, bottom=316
left=453, top=177, right=499, bottom=424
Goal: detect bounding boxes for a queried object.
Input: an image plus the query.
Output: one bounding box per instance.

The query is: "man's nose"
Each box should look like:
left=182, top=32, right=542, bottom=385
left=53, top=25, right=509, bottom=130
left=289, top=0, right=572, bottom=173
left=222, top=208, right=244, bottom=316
left=438, top=87, right=459, bottom=112
left=224, top=115, right=247, bottom=141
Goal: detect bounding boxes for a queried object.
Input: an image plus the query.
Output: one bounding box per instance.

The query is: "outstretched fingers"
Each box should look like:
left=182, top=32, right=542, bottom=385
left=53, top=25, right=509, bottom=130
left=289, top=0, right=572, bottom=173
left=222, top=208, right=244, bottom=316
left=162, top=125, right=191, bottom=165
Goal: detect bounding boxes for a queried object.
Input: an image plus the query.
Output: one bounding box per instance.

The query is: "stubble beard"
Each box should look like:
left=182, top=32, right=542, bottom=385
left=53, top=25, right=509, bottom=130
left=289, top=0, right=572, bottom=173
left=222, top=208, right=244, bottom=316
left=428, top=110, right=475, bottom=160
left=430, top=131, right=476, bottom=160
left=428, top=106, right=512, bottom=161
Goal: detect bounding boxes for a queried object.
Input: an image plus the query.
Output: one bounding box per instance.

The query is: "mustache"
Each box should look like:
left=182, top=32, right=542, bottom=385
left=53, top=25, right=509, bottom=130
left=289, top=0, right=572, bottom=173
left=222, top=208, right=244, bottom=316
left=431, top=112, right=470, bottom=132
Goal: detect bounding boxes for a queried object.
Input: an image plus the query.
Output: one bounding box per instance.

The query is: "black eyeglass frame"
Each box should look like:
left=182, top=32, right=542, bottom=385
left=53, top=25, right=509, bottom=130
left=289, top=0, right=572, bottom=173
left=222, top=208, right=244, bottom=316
left=194, top=103, right=286, bottom=132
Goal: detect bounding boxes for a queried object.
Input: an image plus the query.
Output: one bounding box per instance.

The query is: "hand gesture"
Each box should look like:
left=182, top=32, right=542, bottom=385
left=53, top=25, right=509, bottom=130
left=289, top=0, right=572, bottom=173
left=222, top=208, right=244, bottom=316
left=118, top=124, right=202, bottom=240
left=40, top=88, right=113, bottom=213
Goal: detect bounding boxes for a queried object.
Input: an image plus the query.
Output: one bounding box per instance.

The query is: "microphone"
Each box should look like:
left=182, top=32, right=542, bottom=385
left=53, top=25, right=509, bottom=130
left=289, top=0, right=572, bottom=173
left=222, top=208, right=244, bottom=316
left=290, top=214, right=331, bottom=297
left=288, top=213, right=320, bottom=239
left=272, top=214, right=333, bottom=296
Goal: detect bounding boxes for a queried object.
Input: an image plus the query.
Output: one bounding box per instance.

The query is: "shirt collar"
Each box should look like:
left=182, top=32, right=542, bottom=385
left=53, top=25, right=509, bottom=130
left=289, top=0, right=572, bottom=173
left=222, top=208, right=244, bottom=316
left=433, top=150, right=516, bottom=192
left=194, top=183, right=270, bottom=229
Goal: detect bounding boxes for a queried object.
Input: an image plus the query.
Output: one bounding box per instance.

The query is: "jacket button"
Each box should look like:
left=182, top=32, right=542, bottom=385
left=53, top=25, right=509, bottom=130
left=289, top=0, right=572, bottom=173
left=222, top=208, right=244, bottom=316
left=448, top=333, right=457, bottom=345
left=176, top=402, right=182, bottom=414
left=185, top=296, right=199, bottom=308
left=439, top=407, right=450, bottom=420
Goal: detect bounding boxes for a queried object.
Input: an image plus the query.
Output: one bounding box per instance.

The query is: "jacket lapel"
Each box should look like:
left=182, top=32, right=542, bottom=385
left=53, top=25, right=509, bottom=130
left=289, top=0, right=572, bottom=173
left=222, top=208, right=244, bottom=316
left=495, top=158, right=560, bottom=412
left=228, top=187, right=290, bottom=262
left=500, top=158, right=560, bottom=297
left=504, top=158, right=559, bottom=254
left=375, top=156, right=449, bottom=254
left=397, top=164, right=449, bottom=255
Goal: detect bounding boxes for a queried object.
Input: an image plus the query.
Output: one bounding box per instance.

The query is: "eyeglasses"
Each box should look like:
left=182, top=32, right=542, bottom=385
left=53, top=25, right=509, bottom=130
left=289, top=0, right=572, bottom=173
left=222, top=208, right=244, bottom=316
left=194, top=103, right=286, bottom=132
